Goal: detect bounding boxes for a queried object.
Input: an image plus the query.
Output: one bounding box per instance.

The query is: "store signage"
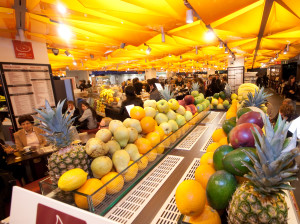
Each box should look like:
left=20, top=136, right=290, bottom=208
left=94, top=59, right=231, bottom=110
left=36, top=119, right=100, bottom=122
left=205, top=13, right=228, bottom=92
left=282, top=60, right=288, bottom=64
left=12, top=40, right=35, bottom=59
left=126, top=104, right=134, bottom=116
left=9, top=186, right=117, bottom=224
left=275, top=61, right=281, bottom=65
left=36, top=204, right=86, bottom=224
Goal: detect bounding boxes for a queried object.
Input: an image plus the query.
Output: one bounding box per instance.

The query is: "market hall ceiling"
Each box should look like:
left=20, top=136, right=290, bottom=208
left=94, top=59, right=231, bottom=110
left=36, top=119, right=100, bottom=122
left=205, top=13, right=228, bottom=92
left=1, top=0, right=300, bottom=72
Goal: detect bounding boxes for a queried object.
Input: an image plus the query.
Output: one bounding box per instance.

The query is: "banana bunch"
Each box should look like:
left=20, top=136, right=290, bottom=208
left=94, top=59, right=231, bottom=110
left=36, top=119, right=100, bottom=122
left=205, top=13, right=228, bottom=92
left=100, top=89, right=114, bottom=99
left=237, top=83, right=259, bottom=101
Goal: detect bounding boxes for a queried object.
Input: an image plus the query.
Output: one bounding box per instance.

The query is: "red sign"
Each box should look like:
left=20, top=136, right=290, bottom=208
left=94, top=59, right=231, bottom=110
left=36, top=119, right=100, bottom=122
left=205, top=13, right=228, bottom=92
left=275, top=60, right=281, bottom=65
left=36, top=203, right=87, bottom=224
left=12, top=40, right=35, bottom=59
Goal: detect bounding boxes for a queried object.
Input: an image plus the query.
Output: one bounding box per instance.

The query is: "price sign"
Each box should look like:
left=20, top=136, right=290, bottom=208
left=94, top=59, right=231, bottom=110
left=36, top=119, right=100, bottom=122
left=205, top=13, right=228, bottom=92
left=155, top=83, right=163, bottom=91
left=125, top=104, right=134, bottom=116
left=9, top=187, right=117, bottom=224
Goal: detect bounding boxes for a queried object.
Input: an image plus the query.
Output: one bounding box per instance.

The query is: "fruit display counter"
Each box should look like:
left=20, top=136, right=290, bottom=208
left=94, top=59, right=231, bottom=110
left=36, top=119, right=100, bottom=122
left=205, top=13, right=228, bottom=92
left=39, top=107, right=211, bottom=216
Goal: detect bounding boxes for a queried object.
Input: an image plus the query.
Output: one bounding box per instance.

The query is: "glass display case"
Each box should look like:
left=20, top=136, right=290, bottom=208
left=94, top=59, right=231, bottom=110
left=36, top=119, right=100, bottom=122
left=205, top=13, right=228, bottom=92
left=39, top=109, right=211, bottom=216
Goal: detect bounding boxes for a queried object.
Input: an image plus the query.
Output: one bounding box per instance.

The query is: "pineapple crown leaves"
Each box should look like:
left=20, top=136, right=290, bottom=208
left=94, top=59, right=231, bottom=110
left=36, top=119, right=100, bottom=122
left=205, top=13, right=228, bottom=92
left=243, top=87, right=273, bottom=108
left=35, top=99, right=76, bottom=148
left=191, top=82, right=200, bottom=92
left=159, top=85, right=174, bottom=101
left=241, top=114, right=300, bottom=195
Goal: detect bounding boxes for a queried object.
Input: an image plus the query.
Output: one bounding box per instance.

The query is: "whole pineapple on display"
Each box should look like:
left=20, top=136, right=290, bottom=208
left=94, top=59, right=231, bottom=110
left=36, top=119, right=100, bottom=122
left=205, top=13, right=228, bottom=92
left=242, top=87, right=272, bottom=109
left=159, top=85, right=174, bottom=101
left=228, top=115, right=299, bottom=224
left=35, top=100, right=89, bottom=184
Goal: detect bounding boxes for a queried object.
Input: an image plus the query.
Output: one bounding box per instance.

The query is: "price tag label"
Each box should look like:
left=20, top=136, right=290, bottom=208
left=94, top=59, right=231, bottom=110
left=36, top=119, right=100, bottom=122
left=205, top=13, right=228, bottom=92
left=125, top=104, right=134, bottom=116
left=155, top=83, right=163, bottom=91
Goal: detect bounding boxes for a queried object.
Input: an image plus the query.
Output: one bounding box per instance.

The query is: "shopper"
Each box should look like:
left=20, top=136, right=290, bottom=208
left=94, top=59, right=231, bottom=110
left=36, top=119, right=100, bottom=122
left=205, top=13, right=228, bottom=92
left=283, top=75, right=298, bottom=107
left=86, top=80, right=92, bottom=88
left=221, top=75, right=228, bottom=91
left=64, top=100, right=80, bottom=125
left=78, top=80, right=87, bottom=92
left=215, top=74, right=222, bottom=91
left=133, top=78, right=143, bottom=95
left=77, top=101, right=98, bottom=130
left=148, top=78, right=161, bottom=101
left=121, top=81, right=126, bottom=93
left=120, top=86, right=143, bottom=120
left=207, top=77, right=220, bottom=96
left=14, top=115, right=47, bottom=151
left=175, top=76, right=184, bottom=88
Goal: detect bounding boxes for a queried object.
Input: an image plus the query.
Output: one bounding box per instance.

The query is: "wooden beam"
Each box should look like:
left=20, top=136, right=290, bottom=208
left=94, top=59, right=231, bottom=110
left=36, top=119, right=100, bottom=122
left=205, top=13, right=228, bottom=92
left=275, top=0, right=300, bottom=20
left=252, top=0, right=274, bottom=68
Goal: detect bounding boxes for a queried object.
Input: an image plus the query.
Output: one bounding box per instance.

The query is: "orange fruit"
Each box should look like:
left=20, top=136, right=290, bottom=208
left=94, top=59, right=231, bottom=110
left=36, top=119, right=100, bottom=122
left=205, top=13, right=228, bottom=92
left=135, top=138, right=152, bottom=154
left=175, top=180, right=206, bottom=217
left=195, top=164, right=216, bottom=189
left=74, top=178, right=106, bottom=210
left=200, top=152, right=214, bottom=166
left=156, top=144, right=165, bottom=154
left=219, top=136, right=228, bottom=145
left=101, top=172, right=124, bottom=194
left=189, top=205, right=221, bottom=224
left=146, top=132, right=161, bottom=147
left=140, top=117, right=156, bottom=134
left=212, top=128, right=227, bottom=142
left=146, top=149, right=157, bottom=162
left=137, top=154, right=148, bottom=170
left=130, top=106, right=145, bottom=120
left=218, top=98, right=224, bottom=104
left=206, top=142, right=221, bottom=153
left=123, top=161, right=138, bottom=182
left=154, top=126, right=165, bottom=141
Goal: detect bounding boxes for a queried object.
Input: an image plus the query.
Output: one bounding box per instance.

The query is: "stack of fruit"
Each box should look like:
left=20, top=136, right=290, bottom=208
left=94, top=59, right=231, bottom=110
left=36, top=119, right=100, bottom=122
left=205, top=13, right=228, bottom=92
left=175, top=86, right=299, bottom=223
left=207, top=91, right=230, bottom=110
left=99, top=88, right=119, bottom=104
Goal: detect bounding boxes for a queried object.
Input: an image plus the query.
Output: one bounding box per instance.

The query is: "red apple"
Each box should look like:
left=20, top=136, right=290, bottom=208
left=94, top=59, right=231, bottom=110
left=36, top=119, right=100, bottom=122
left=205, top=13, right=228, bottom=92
left=178, top=100, right=186, bottom=107
left=184, top=95, right=195, bottom=105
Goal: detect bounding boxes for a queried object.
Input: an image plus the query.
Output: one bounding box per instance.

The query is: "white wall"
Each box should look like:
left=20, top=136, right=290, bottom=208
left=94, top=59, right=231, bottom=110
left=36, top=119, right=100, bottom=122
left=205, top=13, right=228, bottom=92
left=0, top=37, right=49, bottom=64
left=66, top=70, right=89, bottom=85
left=228, top=57, right=245, bottom=67
left=145, top=68, right=157, bottom=80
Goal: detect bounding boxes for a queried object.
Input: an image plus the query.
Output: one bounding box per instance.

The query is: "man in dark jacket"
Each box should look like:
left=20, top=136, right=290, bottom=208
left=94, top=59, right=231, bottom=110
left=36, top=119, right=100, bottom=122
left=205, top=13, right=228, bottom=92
left=133, top=78, right=143, bottom=95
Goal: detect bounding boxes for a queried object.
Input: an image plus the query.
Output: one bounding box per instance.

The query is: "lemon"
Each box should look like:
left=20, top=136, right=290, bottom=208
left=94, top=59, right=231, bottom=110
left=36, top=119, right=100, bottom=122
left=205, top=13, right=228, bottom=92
left=123, top=161, right=138, bottom=182
left=58, top=168, right=88, bottom=191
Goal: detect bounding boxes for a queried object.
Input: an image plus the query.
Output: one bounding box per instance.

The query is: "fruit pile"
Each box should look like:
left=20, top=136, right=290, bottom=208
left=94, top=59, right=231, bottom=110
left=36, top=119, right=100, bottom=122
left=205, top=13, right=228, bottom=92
left=99, top=88, right=119, bottom=104
left=175, top=86, right=299, bottom=223
left=57, top=97, right=206, bottom=210
left=206, top=91, right=230, bottom=110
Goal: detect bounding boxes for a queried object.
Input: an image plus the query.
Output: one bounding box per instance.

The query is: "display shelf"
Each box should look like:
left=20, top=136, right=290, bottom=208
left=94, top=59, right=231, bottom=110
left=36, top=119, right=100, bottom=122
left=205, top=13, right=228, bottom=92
left=39, top=109, right=211, bottom=216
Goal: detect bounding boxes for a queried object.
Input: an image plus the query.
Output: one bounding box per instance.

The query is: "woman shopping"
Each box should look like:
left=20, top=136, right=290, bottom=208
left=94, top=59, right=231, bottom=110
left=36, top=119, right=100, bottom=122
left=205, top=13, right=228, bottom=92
left=77, top=101, right=98, bottom=130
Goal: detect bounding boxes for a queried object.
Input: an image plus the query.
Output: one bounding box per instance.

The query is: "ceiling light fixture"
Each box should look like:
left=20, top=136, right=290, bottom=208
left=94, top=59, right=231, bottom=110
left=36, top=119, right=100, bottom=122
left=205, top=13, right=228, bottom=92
left=146, top=47, right=151, bottom=55
left=186, top=9, right=193, bottom=24
left=169, top=54, right=172, bottom=57
left=120, top=43, right=126, bottom=49
left=73, top=60, right=77, bottom=66
left=180, top=55, right=182, bottom=60
left=57, top=3, right=66, bottom=14
left=52, top=48, right=59, bottom=56
left=229, top=54, right=232, bottom=58
left=195, top=46, right=198, bottom=55
left=64, top=50, right=71, bottom=57
left=90, top=54, right=94, bottom=59
left=58, top=24, right=72, bottom=41
left=204, top=29, right=215, bottom=41
left=219, top=42, right=224, bottom=48
left=161, top=27, right=165, bottom=43
left=225, top=47, right=228, bottom=54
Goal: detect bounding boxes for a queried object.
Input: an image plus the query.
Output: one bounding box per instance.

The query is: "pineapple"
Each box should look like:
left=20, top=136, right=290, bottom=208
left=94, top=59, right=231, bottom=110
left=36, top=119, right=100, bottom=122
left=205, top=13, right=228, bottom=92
left=35, top=99, right=89, bottom=184
left=228, top=114, right=299, bottom=224
left=191, top=82, right=200, bottom=92
left=159, top=85, right=174, bottom=101
left=242, top=87, right=272, bottom=108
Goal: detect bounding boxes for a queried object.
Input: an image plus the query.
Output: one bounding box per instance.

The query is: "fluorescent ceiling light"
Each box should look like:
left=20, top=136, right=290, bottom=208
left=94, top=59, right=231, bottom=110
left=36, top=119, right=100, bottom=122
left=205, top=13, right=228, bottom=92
left=219, top=42, right=224, bottom=48
left=186, top=9, right=193, bottom=24
left=73, top=61, right=77, bottom=66
left=225, top=47, right=228, bottom=54
left=58, top=24, right=72, bottom=41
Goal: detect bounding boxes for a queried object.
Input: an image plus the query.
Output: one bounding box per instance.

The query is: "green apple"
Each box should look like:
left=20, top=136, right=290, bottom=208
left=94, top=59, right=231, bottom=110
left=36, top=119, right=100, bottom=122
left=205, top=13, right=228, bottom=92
left=191, top=90, right=199, bottom=97
left=157, top=99, right=170, bottom=113
left=168, top=99, right=179, bottom=110
left=159, top=122, right=172, bottom=135
left=196, top=104, right=203, bottom=112
left=144, top=107, right=156, bottom=118
left=168, top=120, right=178, bottom=132
left=144, top=100, right=157, bottom=109
left=155, top=113, right=168, bottom=125
left=176, top=105, right=186, bottom=115
left=176, top=114, right=186, bottom=127
left=184, top=111, right=193, bottom=121
left=212, top=98, right=218, bottom=106
left=166, top=110, right=176, bottom=120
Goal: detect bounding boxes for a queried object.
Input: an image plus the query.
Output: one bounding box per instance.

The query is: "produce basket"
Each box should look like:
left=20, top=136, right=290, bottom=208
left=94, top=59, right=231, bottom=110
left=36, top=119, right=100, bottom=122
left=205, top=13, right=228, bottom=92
left=40, top=108, right=211, bottom=215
